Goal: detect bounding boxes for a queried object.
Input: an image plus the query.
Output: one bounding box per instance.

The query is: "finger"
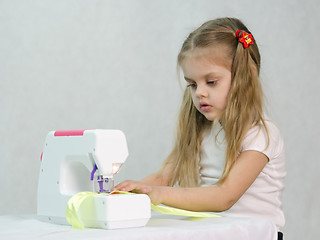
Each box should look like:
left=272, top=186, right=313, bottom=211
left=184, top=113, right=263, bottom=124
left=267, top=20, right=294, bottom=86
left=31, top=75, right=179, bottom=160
left=117, top=180, right=134, bottom=187
left=124, top=182, right=144, bottom=192
left=130, top=185, right=152, bottom=194
left=114, top=180, right=135, bottom=191
left=116, top=181, right=139, bottom=192
left=119, top=182, right=146, bottom=193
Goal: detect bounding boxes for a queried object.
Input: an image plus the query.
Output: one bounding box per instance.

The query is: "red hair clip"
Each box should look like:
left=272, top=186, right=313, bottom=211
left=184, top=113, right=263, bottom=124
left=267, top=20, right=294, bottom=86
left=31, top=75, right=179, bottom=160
left=236, top=30, right=254, bottom=48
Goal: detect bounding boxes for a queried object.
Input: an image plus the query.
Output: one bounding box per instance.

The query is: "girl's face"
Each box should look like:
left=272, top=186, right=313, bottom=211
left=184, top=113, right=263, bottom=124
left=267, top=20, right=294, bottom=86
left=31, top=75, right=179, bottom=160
left=181, top=50, right=232, bottom=121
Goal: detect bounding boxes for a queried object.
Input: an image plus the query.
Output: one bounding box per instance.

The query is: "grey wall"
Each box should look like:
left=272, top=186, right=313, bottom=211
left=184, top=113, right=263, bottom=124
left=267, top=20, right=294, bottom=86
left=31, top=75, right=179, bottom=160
left=1, top=0, right=319, bottom=239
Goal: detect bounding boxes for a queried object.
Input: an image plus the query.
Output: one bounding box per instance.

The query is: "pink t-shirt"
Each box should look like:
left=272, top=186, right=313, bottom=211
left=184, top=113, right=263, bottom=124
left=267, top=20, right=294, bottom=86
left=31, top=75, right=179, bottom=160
left=200, top=120, right=286, bottom=230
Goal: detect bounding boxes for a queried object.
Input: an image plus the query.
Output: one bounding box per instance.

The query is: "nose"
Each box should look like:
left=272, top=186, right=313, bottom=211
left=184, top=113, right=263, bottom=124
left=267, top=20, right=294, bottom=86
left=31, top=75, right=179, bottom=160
left=195, top=84, right=208, bottom=98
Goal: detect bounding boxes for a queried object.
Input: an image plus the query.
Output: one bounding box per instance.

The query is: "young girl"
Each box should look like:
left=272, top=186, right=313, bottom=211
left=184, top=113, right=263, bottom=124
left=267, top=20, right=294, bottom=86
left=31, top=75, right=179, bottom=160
left=115, top=17, right=285, bottom=238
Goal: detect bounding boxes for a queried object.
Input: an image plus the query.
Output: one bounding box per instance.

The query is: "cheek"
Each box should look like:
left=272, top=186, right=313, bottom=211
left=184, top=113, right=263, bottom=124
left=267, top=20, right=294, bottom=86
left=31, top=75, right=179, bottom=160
left=191, top=92, right=197, bottom=104
left=222, top=95, right=229, bottom=109
left=220, top=81, right=231, bottom=107
left=190, top=91, right=200, bottom=107
left=214, top=89, right=230, bottom=109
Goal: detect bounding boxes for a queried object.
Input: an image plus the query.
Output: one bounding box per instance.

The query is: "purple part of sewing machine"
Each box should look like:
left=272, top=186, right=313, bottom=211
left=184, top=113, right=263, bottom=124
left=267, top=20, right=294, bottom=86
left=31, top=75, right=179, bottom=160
left=98, top=180, right=109, bottom=193
left=91, top=164, right=98, bottom=181
left=91, top=164, right=113, bottom=193
left=97, top=175, right=113, bottom=193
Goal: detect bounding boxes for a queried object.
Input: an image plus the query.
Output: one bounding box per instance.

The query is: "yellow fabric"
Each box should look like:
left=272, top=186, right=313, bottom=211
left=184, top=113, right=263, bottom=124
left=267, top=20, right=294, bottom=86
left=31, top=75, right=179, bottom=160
left=150, top=204, right=221, bottom=218
left=66, top=191, right=99, bottom=229
left=66, top=191, right=221, bottom=229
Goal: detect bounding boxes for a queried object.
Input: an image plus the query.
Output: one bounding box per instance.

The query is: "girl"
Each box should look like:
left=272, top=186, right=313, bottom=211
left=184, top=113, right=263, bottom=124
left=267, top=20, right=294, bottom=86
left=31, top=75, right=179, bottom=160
left=115, top=17, right=285, bottom=238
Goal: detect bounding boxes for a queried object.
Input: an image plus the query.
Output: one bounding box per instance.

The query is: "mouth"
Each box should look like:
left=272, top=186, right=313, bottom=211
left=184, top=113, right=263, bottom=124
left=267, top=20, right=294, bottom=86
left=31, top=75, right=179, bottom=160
left=200, top=102, right=212, bottom=111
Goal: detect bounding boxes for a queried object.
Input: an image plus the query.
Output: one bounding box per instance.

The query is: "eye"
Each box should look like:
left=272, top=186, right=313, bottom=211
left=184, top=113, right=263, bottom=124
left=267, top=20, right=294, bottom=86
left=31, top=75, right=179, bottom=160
left=187, top=83, right=197, bottom=89
left=207, top=80, right=217, bottom=86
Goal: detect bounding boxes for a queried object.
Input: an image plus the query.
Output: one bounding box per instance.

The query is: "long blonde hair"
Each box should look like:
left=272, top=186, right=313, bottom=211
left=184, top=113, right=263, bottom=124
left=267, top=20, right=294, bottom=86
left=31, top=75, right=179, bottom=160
left=164, top=17, right=268, bottom=187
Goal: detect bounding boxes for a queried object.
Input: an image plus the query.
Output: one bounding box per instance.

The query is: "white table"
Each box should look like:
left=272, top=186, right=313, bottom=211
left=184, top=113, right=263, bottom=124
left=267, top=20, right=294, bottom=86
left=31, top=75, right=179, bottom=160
left=0, top=212, right=277, bottom=240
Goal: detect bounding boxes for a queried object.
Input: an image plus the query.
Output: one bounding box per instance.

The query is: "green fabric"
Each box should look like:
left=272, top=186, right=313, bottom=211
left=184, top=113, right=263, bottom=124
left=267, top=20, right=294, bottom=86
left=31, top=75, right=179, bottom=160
left=65, top=191, right=221, bottom=229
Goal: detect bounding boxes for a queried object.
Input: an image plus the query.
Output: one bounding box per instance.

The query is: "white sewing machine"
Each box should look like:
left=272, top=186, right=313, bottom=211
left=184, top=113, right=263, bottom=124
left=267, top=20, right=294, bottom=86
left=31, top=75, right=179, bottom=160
left=37, top=129, right=151, bottom=229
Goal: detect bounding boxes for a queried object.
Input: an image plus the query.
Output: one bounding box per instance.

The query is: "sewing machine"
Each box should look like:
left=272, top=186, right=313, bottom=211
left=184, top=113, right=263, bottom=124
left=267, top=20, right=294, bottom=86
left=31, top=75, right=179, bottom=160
left=37, top=129, right=151, bottom=229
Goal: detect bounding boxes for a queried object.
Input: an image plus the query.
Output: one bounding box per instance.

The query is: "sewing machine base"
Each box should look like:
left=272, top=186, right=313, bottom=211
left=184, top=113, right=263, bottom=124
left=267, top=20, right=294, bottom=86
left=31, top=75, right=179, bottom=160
left=38, top=194, right=151, bottom=229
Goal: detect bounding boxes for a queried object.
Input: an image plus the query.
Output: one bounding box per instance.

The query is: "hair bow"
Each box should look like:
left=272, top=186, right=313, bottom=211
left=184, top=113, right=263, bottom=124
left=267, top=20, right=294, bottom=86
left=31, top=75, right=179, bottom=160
left=236, top=30, right=254, bottom=48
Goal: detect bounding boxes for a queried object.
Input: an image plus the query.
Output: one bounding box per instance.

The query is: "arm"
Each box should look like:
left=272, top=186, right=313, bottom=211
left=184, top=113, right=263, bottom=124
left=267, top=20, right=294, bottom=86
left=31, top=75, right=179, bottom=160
left=115, top=150, right=268, bottom=212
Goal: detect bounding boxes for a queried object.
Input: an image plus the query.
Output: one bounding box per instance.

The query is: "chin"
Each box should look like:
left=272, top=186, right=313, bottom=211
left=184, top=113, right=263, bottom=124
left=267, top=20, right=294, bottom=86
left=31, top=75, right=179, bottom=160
left=203, top=114, right=216, bottom=121
left=202, top=110, right=223, bottom=121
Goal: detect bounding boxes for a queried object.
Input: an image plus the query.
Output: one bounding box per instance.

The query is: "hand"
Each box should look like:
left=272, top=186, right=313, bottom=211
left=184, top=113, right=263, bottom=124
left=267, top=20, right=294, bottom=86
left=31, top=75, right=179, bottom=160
left=114, top=180, right=162, bottom=205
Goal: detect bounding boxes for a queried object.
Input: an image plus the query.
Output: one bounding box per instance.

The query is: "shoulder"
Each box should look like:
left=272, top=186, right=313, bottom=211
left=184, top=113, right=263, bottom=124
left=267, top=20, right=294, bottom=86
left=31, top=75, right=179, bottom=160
left=241, top=118, right=284, bottom=161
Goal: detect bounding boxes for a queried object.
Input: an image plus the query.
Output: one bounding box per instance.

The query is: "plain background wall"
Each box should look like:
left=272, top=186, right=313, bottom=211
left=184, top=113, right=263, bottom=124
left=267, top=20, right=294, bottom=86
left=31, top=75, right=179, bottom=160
left=1, top=0, right=319, bottom=239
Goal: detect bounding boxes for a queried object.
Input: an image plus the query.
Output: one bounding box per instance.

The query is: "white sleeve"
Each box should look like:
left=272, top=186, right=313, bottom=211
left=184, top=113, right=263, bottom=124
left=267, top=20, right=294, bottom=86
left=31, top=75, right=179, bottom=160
left=240, top=121, right=283, bottom=161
